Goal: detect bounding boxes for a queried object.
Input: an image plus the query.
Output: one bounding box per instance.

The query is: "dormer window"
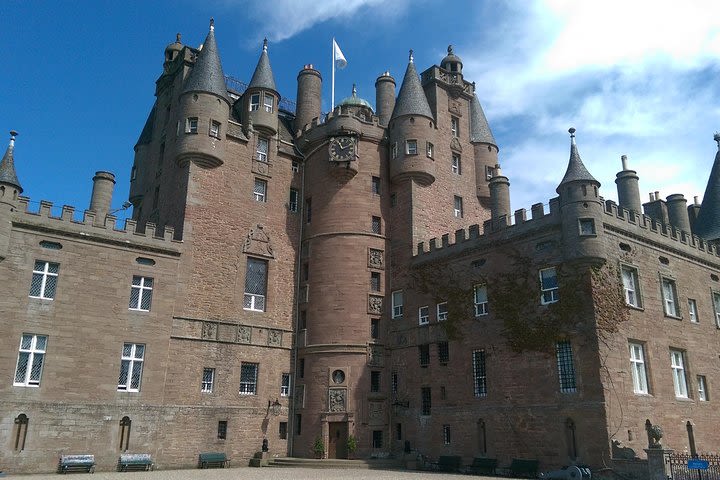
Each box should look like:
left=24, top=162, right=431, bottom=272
left=250, top=94, right=260, bottom=112
left=263, top=94, right=275, bottom=113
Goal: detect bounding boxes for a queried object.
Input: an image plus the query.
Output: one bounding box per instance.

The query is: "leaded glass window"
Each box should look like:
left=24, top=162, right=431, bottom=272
left=29, top=261, right=59, bottom=300
left=240, top=362, right=258, bottom=395
left=472, top=350, right=487, bottom=397
left=556, top=340, right=576, bottom=393
left=14, top=334, right=47, bottom=387
left=129, top=276, right=153, bottom=311
left=118, top=343, right=144, bottom=392
left=243, top=258, right=268, bottom=312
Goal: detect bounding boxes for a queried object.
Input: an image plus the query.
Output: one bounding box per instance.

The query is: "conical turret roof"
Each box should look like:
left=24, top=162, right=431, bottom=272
left=390, top=51, right=433, bottom=121
left=693, top=134, right=720, bottom=241
left=556, top=128, right=598, bottom=193
left=470, top=93, right=496, bottom=146
left=183, top=19, right=229, bottom=102
left=0, top=130, right=23, bottom=194
left=135, top=106, right=156, bottom=147
left=248, top=39, right=278, bottom=93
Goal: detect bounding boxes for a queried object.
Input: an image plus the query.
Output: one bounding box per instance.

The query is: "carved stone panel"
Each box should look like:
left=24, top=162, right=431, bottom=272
left=237, top=325, right=252, bottom=344
left=242, top=224, right=274, bottom=258
left=448, top=99, right=463, bottom=117
left=367, top=345, right=384, bottom=367
left=251, top=159, right=272, bottom=178
left=368, top=295, right=383, bottom=315
left=368, top=401, right=384, bottom=425
left=368, top=248, right=384, bottom=270
left=450, top=137, right=463, bottom=152
left=267, top=329, right=282, bottom=347
left=201, top=322, right=217, bottom=340
left=328, top=388, right=346, bottom=413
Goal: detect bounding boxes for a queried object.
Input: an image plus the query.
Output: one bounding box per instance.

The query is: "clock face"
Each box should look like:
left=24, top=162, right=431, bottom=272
left=329, top=136, right=355, bottom=162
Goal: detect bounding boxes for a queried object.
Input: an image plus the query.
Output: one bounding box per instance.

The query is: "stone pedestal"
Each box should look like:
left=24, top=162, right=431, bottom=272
left=645, top=448, right=672, bottom=480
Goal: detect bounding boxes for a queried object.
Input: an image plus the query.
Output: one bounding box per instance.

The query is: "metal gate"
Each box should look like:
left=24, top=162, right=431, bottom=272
left=667, top=453, right=720, bottom=480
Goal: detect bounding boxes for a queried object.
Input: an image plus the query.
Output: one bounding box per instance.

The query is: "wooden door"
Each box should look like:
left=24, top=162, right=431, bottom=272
left=328, top=422, right=348, bottom=459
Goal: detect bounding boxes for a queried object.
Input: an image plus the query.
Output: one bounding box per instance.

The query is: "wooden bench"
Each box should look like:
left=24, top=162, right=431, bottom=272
left=509, top=458, right=539, bottom=478
left=466, top=457, right=498, bottom=475
left=58, top=454, right=95, bottom=474
left=432, top=455, right=462, bottom=472
left=198, top=452, right=230, bottom=469
left=117, top=453, right=154, bottom=472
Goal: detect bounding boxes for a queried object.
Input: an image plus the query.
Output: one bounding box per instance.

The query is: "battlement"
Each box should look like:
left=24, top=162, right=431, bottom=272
left=13, top=196, right=182, bottom=250
left=414, top=197, right=561, bottom=260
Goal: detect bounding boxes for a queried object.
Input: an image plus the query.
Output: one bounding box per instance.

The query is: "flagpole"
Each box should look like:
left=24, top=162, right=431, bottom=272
left=331, top=37, right=336, bottom=111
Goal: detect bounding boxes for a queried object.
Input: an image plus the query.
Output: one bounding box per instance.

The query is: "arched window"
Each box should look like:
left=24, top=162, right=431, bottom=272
left=14, top=413, right=29, bottom=451
left=119, top=416, right=132, bottom=452
left=565, top=418, right=577, bottom=459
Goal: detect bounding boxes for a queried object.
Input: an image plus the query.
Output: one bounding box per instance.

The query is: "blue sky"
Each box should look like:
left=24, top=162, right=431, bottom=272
left=2, top=0, right=720, bottom=222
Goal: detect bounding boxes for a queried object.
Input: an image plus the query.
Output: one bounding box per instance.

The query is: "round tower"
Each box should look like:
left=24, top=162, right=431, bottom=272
left=488, top=164, right=510, bottom=221
left=175, top=19, right=230, bottom=168
left=239, top=39, right=280, bottom=136
left=295, top=64, right=322, bottom=134
left=89, top=171, right=116, bottom=222
left=666, top=194, right=691, bottom=233
left=375, top=72, right=395, bottom=127
left=614, top=155, right=642, bottom=214
left=440, top=45, right=463, bottom=73
left=0, top=130, right=22, bottom=260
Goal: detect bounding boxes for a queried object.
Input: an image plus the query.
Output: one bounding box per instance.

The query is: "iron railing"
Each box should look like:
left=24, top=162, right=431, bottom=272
left=224, top=75, right=296, bottom=113
left=667, top=452, right=720, bottom=480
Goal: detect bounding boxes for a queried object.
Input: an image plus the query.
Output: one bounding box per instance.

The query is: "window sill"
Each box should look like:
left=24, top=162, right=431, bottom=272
left=674, top=396, right=693, bottom=402
left=625, top=304, right=644, bottom=312
left=129, top=308, right=151, bottom=313
left=243, top=308, right=265, bottom=313
left=664, top=314, right=683, bottom=321
left=29, top=296, right=54, bottom=301
left=633, top=392, right=653, bottom=397
left=13, top=383, right=40, bottom=388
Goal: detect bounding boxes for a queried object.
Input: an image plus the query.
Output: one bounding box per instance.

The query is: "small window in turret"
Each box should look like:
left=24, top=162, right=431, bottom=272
left=209, top=120, right=221, bottom=138
left=406, top=140, right=417, bottom=155
left=579, top=218, right=596, bottom=236
left=391, top=143, right=398, bottom=159
left=263, top=94, right=275, bottom=113
left=250, top=94, right=260, bottom=111
left=426, top=142, right=434, bottom=158
left=185, top=117, right=198, bottom=134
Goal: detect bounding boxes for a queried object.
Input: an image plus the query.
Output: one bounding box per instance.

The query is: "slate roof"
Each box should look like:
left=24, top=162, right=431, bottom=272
left=248, top=39, right=278, bottom=93
left=557, top=128, right=599, bottom=192
left=390, top=54, right=433, bottom=121
left=183, top=22, right=229, bottom=101
left=469, top=94, right=496, bottom=146
left=0, top=132, right=23, bottom=193
left=135, top=106, right=156, bottom=146
left=692, top=138, right=720, bottom=241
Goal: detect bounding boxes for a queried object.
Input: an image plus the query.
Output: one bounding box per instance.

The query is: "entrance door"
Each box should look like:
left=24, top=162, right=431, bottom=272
left=328, top=422, right=348, bottom=459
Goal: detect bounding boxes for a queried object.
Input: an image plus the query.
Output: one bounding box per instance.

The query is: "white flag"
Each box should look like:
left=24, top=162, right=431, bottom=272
left=333, top=39, right=347, bottom=69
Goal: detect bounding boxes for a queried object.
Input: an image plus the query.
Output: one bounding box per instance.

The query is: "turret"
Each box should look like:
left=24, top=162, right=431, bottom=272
left=470, top=90, right=498, bottom=202
left=89, top=171, right=116, bottom=224
left=692, top=134, right=720, bottom=242
left=666, top=194, right=691, bottom=234
left=129, top=106, right=155, bottom=214
left=375, top=71, right=395, bottom=126
left=388, top=50, right=436, bottom=186
left=615, top=155, right=642, bottom=215
left=163, top=33, right=183, bottom=73
left=0, top=130, right=22, bottom=261
left=440, top=45, right=463, bottom=73
left=239, top=39, right=280, bottom=136
left=295, top=64, right=322, bottom=134
left=488, top=164, right=510, bottom=223
left=175, top=19, right=230, bottom=168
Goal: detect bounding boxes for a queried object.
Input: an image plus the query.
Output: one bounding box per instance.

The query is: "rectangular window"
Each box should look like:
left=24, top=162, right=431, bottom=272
left=485, top=165, right=494, bottom=180
left=418, top=305, right=429, bottom=325
left=372, top=216, right=381, bottom=234
left=406, top=140, right=418, bottom=155
left=254, top=178, right=268, bottom=202
left=662, top=278, right=679, bottom=317
left=256, top=137, right=269, bottom=162
left=29, top=260, right=59, bottom=300
left=281, top=373, right=291, bottom=397
left=391, top=371, right=398, bottom=395
left=305, top=198, right=312, bottom=223
left=426, top=142, right=434, bottom=158
left=451, top=117, right=459, bottom=137
left=217, top=420, right=227, bottom=440
left=443, top=425, right=451, bottom=445
left=688, top=299, right=698, bottom=323
left=472, top=350, right=487, bottom=397
left=118, top=343, right=145, bottom=392
left=263, top=94, right=274, bottom=113
left=421, top=387, right=432, bottom=415
left=556, top=340, right=577, bottom=393
left=201, top=367, right=215, bottom=393
left=438, top=341, right=449, bottom=364
left=295, top=414, right=302, bottom=436
left=452, top=154, right=461, bottom=174
left=697, top=375, right=708, bottom=401
left=453, top=196, right=463, bottom=218
left=419, top=344, right=430, bottom=367
left=540, top=267, right=559, bottom=305
left=129, top=276, right=153, bottom=311
left=370, top=319, right=379, bottom=339
left=279, top=421, right=288, bottom=439
left=713, top=292, right=720, bottom=327
left=392, top=290, right=403, bottom=318
left=396, top=423, right=402, bottom=441
left=372, top=430, right=383, bottom=448
left=250, top=94, right=260, bottom=111
left=579, top=218, right=596, bottom=235
left=371, top=371, right=380, bottom=392
left=372, top=176, right=381, bottom=195
left=670, top=349, right=688, bottom=398
left=243, top=258, right=268, bottom=312
left=239, top=362, right=259, bottom=395
left=629, top=342, right=648, bottom=394
left=185, top=117, right=198, bottom=134
left=289, top=188, right=299, bottom=212
left=437, top=302, right=448, bottom=321
left=391, top=142, right=398, bottom=159
left=474, top=285, right=488, bottom=316
left=292, top=160, right=300, bottom=173
left=370, top=272, right=381, bottom=292
left=13, top=334, right=47, bottom=387
left=622, top=266, right=642, bottom=308
left=209, top=120, right=221, bottom=138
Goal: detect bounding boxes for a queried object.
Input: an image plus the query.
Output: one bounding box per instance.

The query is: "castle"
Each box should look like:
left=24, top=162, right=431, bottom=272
left=1, top=20, right=719, bottom=475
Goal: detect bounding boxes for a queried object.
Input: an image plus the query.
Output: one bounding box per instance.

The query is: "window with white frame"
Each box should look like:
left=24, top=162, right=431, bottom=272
left=629, top=342, right=649, bottom=394
left=129, top=276, right=153, bottom=311
left=185, top=117, right=198, bottom=134
left=118, top=343, right=145, bottom=392
left=472, top=349, right=487, bottom=397
left=556, top=340, right=577, bottom=393
left=243, top=258, right=268, bottom=312
left=240, top=362, right=259, bottom=395
left=474, top=285, right=488, bottom=316
left=391, top=142, right=398, bottom=159
left=713, top=292, right=720, bottom=327
left=29, top=261, right=59, bottom=300
left=289, top=188, right=299, bottom=212
left=256, top=138, right=269, bottom=162
left=254, top=178, right=268, bottom=202
left=392, top=290, right=403, bottom=318
left=452, top=154, right=461, bottom=174
left=281, top=373, right=291, bottom=397
left=451, top=117, right=459, bottom=137
left=250, top=93, right=260, bottom=111
left=418, top=306, right=429, bottom=325
left=453, top=195, right=463, bottom=218
left=13, top=334, right=47, bottom=387
left=688, top=298, right=698, bottom=323
left=437, top=302, right=448, bottom=321
left=426, top=142, right=434, bottom=158
left=201, top=368, right=215, bottom=393
left=540, top=267, right=559, bottom=305
left=670, top=349, right=688, bottom=398
left=622, top=266, right=642, bottom=308
left=291, top=160, right=300, bottom=173
left=406, top=140, right=417, bottom=155
left=209, top=120, right=221, bottom=138
left=263, top=94, right=274, bottom=113
left=697, top=375, right=708, bottom=401
left=662, top=278, right=679, bottom=317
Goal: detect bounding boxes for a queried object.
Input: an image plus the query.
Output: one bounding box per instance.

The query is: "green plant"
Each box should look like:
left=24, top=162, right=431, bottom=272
left=313, top=436, right=325, bottom=457
left=346, top=434, right=357, bottom=454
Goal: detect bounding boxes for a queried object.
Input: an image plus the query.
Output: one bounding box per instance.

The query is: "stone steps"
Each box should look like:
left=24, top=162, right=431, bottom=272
left=268, top=457, right=403, bottom=470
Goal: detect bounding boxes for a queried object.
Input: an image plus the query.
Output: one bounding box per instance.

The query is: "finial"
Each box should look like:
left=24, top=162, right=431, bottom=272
left=263, top=38, right=268, bottom=52
left=352, top=83, right=357, bottom=97
left=448, top=45, right=453, bottom=55
left=714, top=131, right=720, bottom=150
left=9, top=130, right=17, bottom=147
left=409, top=49, right=414, bottom=63
left=568, top=127, right=576, bottom=145
left=176, top=33, right=182, bottom=43
left=209, top=18, right=214, bottom=31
